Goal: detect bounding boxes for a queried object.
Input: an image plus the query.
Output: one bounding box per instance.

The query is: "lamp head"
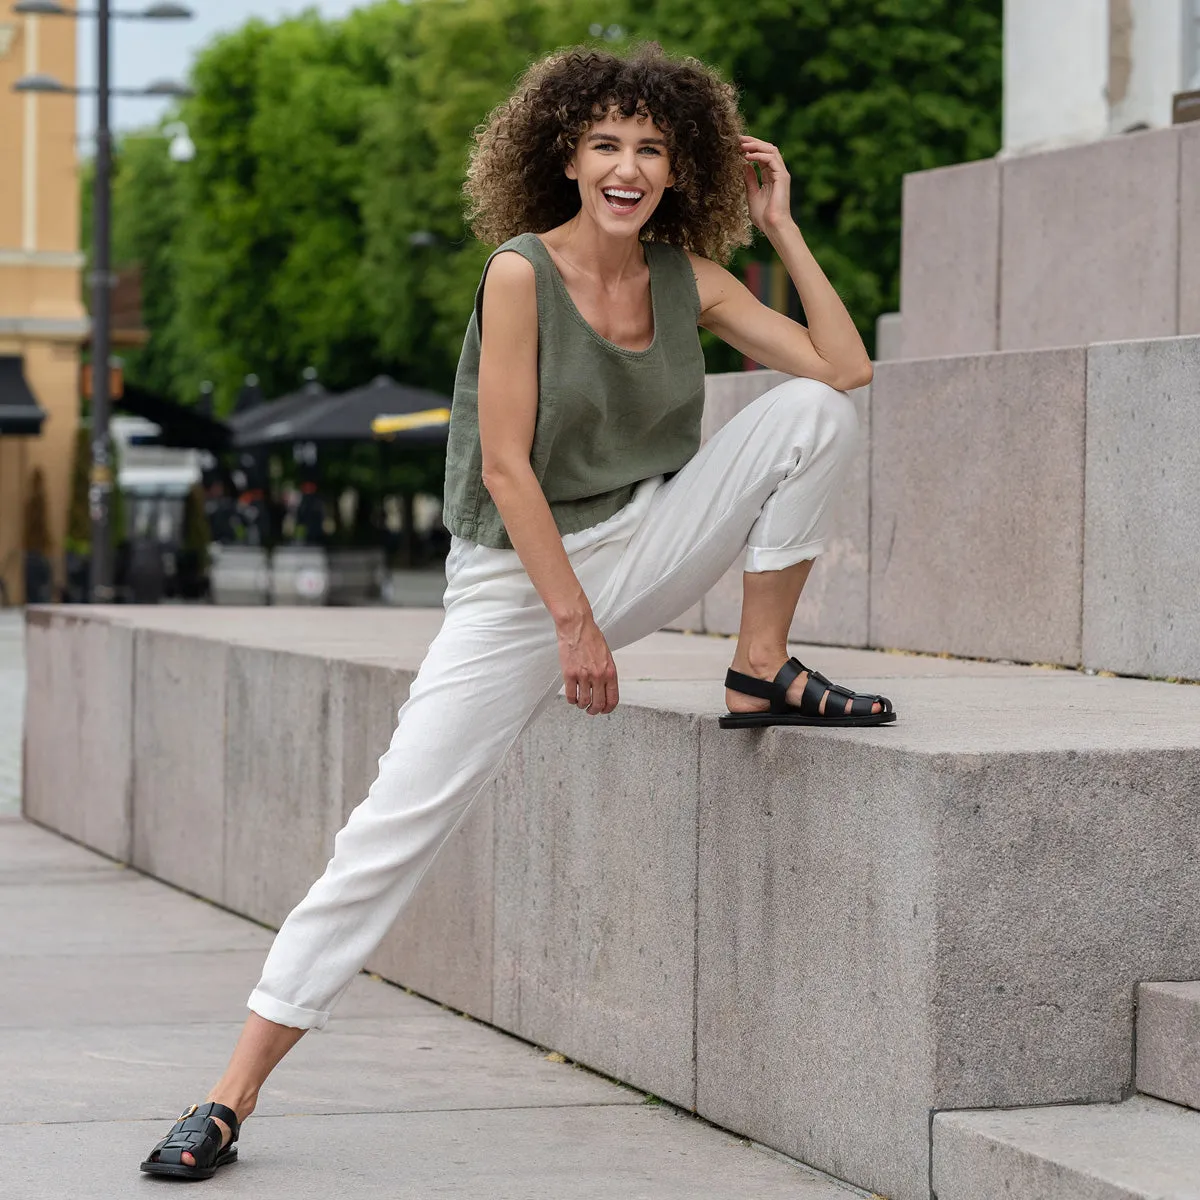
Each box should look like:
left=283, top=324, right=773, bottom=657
left=140, top=3, right=193, bottom=17
left=14, top=72, right=70, bottom=94
left=14, top=2, right=72, bottom=15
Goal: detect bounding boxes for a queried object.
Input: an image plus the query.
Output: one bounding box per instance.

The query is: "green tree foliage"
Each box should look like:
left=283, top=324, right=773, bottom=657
left=99, top=0, right=999, bottom=405
left=612, top=0, right=1002, bottom=361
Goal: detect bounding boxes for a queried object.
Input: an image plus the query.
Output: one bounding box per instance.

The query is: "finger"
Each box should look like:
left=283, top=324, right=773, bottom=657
left=604, top=675, right=620, bottom=714
left=743, top=150, right=786, bottom=170
left=743, top=163, right=760, bottom=191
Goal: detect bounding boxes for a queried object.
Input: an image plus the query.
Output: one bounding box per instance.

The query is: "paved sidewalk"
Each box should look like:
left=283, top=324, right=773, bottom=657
left=0, top=816, right=869, bottom=1199
left=0, top=611, right=23, bottom=817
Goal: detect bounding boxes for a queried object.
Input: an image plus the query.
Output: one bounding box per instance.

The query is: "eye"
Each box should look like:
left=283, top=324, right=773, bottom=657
left=639, top=147, right=662, bottom=155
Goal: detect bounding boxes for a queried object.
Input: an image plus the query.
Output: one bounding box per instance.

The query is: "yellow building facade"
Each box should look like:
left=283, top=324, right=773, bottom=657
left=0, top=13, right=86, bottom=603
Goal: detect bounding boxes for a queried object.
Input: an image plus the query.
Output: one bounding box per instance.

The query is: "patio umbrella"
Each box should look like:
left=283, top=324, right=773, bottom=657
left=233, top=375, right=449, bottom=448
left=227, top=380, right=329, bottom=445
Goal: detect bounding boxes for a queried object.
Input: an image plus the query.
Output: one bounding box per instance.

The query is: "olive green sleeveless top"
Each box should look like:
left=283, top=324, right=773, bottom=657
left=442, top=232, right=706, bottom=550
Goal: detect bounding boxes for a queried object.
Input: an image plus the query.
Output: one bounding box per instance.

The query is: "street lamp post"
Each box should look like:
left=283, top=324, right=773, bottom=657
left=12, top=0, right=192, bottom=601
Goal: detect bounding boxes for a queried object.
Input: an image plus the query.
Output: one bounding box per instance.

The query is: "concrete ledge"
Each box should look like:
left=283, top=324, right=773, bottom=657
left=1136, top=982, right=1200, bottom=1111
left=23, top=607, right=1200, bottom=1200
left=933, top=1097, right=1200, bottom=1200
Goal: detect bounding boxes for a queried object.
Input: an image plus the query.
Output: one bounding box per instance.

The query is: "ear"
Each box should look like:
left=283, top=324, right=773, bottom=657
left=565, top=156, right=578, bottom=182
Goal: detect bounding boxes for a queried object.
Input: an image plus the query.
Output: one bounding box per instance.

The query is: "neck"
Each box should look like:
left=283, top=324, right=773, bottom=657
left=554, top=214, right=646, bottom=286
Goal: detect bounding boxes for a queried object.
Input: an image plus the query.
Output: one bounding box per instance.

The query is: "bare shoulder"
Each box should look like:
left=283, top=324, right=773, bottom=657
left=683, top=249, right=736, bottom=319
left=480, top=249, right=537, bottom=342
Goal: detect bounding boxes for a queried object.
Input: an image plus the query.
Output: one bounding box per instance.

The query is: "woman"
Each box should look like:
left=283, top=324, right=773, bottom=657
left=140, top=42, right=894, bottom=1181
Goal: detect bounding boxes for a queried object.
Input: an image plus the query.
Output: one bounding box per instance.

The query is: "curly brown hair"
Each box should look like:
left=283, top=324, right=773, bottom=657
left=464, top=43, right=752, bottom=264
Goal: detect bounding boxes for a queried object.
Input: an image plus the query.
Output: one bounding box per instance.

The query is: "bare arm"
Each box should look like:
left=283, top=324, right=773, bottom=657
left=685, top=135, right=873, bottom=391
left=476, top=251, right=619, bottom=715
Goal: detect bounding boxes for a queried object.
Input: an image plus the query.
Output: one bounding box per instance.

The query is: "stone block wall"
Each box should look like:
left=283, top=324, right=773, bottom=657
left=899, top=126, right=1193, bottom=359
left=699, top=335, right=1199, bottom=683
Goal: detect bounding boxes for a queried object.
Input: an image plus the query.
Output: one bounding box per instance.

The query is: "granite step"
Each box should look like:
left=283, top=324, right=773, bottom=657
left=22, top=606, right=1200, bottom=1200
left=933, top=1096, right=1200, bottom=1200
left=1137, top=982, right=1200, bottom=1112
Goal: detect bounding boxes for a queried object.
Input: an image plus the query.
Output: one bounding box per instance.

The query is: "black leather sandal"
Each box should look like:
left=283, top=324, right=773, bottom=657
left=140, top=1101, right=240, bottom=1180
left=720, top=657, right=896, bottom=728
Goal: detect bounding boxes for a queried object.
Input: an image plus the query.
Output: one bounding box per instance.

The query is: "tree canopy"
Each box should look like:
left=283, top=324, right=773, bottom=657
left=97, top=0, right=1000, bottom=411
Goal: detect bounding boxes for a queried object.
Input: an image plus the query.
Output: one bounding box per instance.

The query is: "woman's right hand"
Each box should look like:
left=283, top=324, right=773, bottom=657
left=556, top=613, right=620, bottom=715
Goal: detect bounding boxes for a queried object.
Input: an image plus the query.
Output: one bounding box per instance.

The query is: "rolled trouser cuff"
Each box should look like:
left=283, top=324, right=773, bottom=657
left=744, top=539, right=824, bottom=573
left=247, top=987, right=331, bottom=1031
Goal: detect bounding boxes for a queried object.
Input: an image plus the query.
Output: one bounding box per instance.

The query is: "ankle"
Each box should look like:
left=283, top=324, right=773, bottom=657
left=731, top=644, right=789, bottom=677
left=204, top=1084, right=258, bottom=1124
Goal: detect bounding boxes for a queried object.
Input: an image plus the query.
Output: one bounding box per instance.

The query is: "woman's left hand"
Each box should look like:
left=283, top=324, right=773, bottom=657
left=741, top=135, right=794, bottom=234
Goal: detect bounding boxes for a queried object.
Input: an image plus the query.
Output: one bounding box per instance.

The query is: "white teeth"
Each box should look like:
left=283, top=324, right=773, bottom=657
left=603, top=189, right=643, bottom=201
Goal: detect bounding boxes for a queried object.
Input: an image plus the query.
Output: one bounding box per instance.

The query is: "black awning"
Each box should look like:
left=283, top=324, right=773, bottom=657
left=117, top=382, right=232, bottom=452
left=0, top=356, right=47, bottom=437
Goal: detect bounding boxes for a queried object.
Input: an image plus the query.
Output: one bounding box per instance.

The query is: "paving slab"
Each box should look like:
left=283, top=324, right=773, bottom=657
left=1136, top=981, right=1200, bottom=1111
left=2, top=1107, right=866, bottom=1200
left=0, top=818, right=866, bottom=1199
left=0, top=872, right=273, bottom=957
left=933, top=1096, right=1200, bottom=1200
left=0, top=1017, right=642, bottom=1125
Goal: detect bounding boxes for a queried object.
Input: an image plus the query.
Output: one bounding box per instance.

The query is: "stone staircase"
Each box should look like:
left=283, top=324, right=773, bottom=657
left=21, top=607, right=1200, bottom=1200
left=934, top=983, right=1200, bottom=1197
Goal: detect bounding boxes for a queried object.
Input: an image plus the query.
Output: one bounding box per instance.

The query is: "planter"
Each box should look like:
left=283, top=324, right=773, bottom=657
left=23, top=551, right=53, bottom=604
left=209, top=544, right=270, bottom=606
left=270, top=546, right=329, bottom=606
left=326, top=547, right=385, bottom=606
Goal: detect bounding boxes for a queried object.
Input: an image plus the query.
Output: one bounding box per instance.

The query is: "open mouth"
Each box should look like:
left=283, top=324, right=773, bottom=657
left=602, top=187, right=645, bottom=214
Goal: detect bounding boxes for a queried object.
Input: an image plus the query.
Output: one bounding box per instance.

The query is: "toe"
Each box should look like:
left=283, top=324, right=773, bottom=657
left=181, top=1151, right=195, bottom=1168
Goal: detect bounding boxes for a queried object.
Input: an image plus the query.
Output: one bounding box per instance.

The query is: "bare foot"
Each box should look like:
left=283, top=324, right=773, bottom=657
left=725, top=653, right=882, bottom=717
left=178, top=1095, right=253, bottom=1168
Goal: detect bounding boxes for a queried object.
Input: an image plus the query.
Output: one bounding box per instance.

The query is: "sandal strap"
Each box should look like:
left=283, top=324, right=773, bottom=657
left=729, top=659, right=894, bottom=721
left=724, top=668, right=779, bottom=704
left=149, top=1102, right=239, bottom=1168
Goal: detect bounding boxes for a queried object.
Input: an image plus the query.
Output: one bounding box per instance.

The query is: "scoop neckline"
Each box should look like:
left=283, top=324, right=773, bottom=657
left=529, top=234, right=660, bottom=358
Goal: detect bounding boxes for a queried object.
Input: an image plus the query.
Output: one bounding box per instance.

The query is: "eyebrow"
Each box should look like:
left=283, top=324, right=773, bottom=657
left=586, top=132, right=668, bottom=146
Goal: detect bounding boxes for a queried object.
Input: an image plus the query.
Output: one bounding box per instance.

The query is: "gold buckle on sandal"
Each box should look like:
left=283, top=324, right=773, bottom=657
left=177, top=1104, right=198, bottom=1121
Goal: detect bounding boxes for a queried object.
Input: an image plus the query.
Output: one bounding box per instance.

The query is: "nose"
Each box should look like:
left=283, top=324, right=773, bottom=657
left=614, top=149, right=640, bottom=180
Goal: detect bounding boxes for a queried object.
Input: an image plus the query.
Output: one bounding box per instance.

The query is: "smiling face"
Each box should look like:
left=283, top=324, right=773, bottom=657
left=564, top=106, right=676, bottom=234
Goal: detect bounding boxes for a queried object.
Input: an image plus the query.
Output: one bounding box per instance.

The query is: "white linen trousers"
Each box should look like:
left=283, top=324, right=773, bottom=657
left=248, top=376, right=858, bottom=1029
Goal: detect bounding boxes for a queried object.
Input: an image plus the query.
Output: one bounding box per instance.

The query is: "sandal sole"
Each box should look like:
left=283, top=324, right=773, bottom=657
left=140, top=1148, right=237, bottom=1181
left=718, top=711, right=897, bottom=729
